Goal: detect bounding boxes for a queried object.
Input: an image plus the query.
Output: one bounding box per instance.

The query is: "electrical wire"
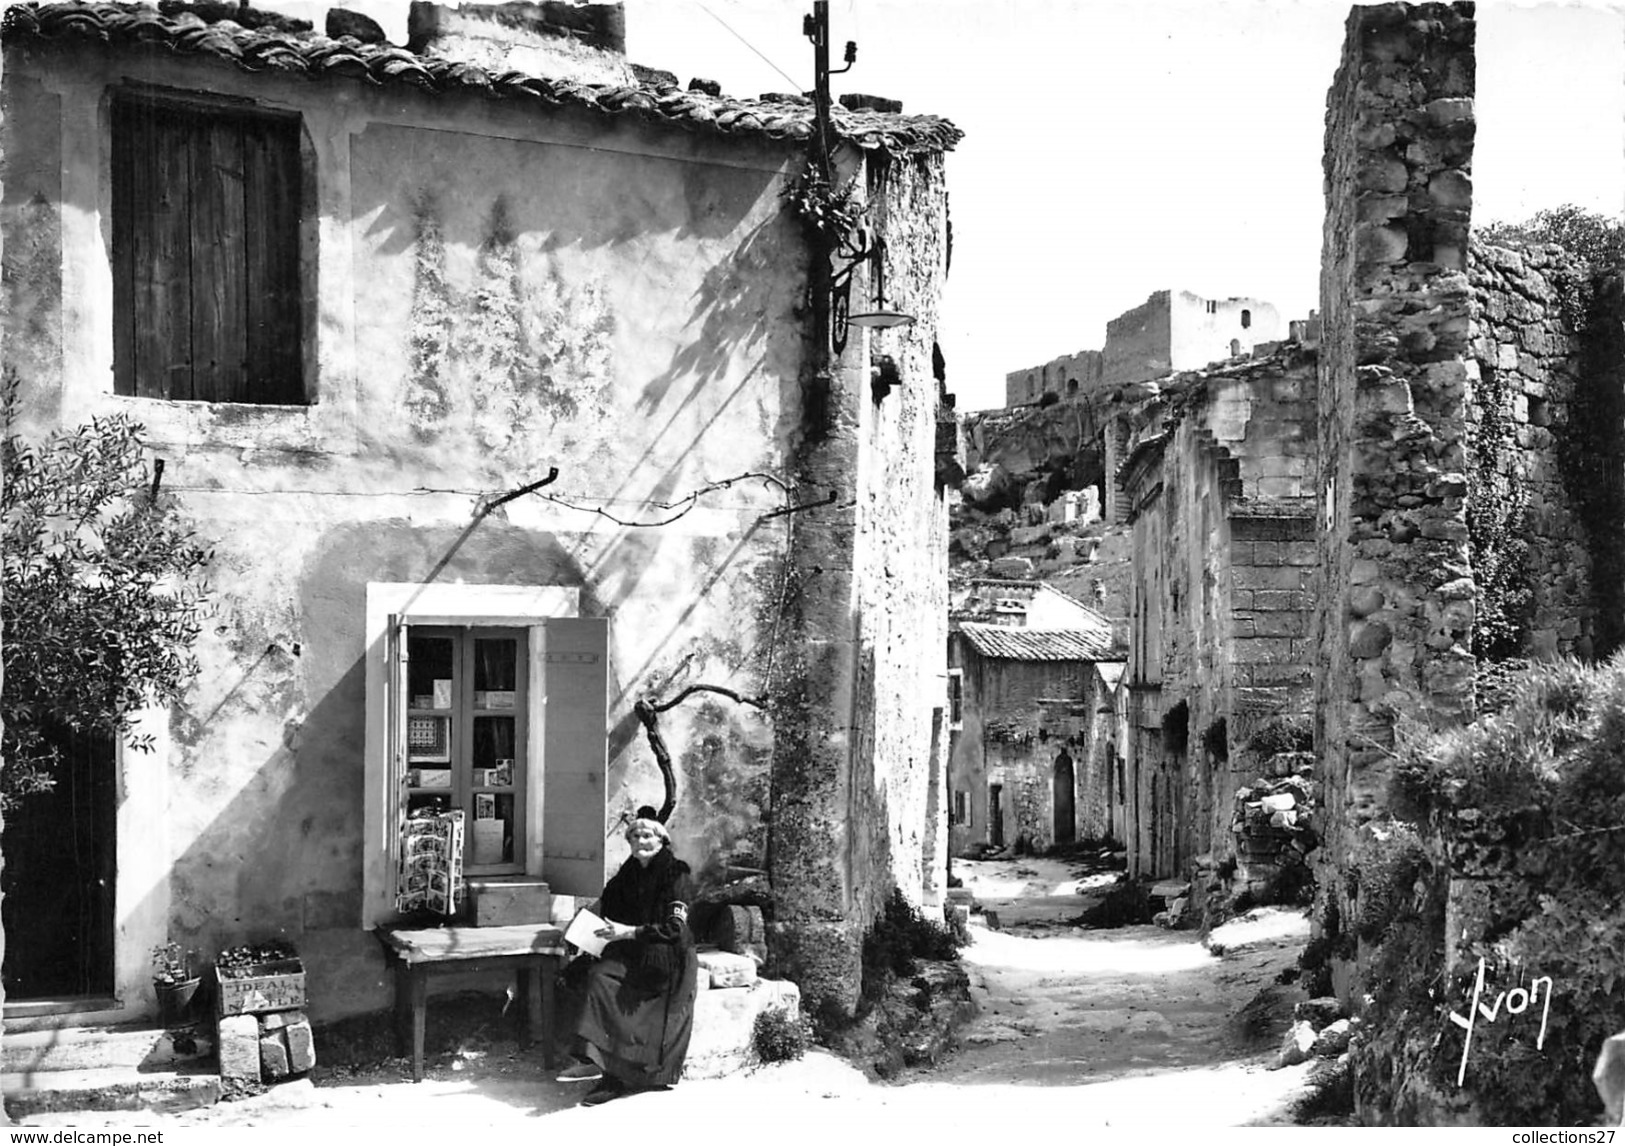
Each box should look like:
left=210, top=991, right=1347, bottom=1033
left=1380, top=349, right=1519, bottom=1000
left=696, top=1, right=803, bottom=92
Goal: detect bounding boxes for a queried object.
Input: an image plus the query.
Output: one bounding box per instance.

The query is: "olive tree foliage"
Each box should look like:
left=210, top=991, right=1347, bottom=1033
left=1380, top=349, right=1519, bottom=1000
left=2, top=384, right=212, bottom=810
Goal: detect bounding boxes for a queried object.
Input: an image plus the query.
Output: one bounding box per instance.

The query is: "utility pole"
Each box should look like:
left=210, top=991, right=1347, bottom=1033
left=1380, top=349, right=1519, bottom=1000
left=808, top=1, right=831, bottom=176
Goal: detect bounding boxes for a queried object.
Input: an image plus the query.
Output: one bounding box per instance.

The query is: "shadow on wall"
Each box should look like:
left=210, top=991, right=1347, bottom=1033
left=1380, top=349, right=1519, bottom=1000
left=149, top=520, right=588, bottom=1024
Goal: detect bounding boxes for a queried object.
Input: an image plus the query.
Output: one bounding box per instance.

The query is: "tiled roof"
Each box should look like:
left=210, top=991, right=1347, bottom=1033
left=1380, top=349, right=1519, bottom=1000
left=3, top=2, right=962, bottom=156
left=958, top=622, right=1118, bottom=663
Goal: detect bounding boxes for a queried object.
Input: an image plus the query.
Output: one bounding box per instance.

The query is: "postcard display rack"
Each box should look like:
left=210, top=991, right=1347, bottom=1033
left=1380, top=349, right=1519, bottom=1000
left=397, top=810, right=464, bottom=916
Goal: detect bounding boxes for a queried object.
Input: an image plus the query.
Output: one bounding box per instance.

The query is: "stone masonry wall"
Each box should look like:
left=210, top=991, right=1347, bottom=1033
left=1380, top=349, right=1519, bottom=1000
left=1467, top=240, right=1596, bottom=659
left=1313, top=1, right=1478, bottom=1006
left=1113, top=345, right=1318, bottom=887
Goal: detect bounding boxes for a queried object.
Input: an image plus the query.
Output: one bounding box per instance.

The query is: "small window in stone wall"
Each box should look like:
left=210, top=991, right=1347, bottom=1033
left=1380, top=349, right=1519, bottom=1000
left=952, top=789, right=971, bottom=826
left=948, top=669, right=964, bottom=729
left=1241, top=309, right=1252, bottom=329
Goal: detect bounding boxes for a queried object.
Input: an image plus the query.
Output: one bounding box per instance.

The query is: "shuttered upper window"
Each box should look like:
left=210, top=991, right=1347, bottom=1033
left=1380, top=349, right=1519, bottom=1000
left=111, top=95, right=305, bottom=404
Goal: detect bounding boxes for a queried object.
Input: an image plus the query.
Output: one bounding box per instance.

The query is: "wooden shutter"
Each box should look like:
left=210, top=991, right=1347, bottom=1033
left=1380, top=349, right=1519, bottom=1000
left=541, top=618, right=608, bottom=895
left=111, top=97, right=301, bottom=404
left=385, top=616, right=411, bottom=906
left=242, top=115, right=303, bottom=403
left=113, top=101, right=192, bottom=400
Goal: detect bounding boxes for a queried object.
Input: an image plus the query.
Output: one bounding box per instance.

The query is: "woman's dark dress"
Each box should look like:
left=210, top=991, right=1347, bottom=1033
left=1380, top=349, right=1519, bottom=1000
left=574, top=847, right=698, bottom=1087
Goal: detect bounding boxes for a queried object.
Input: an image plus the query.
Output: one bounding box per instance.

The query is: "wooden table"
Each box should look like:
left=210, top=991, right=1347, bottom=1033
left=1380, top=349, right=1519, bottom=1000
left=374, top=923, right=567, bottom=1082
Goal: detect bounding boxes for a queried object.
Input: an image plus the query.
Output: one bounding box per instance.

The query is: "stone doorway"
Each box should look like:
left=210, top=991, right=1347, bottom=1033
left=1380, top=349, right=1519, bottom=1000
left=2, top=725, right=118, bottom=1002
left=989, top=783, right=1005, bottom=848
left=1052, top=750, right=1076, bottom=844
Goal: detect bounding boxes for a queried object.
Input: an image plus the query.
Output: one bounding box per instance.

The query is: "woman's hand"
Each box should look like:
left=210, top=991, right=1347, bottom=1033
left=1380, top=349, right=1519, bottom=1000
left=594, top=921, right=637, bottom=942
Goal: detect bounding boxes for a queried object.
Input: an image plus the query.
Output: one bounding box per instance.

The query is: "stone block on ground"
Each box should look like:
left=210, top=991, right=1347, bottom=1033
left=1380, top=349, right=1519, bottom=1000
left=285, top=1018, right=316, bottom=1073
left=1312, top=1018, right=1353, bottom=1057
left=713, top=905, right=765, bottom=954
left=258, top=1034, right=290, bottom=1080
left=1273, top=1019, right=1318, bottom=1069
left=682, top=978, right=801, bottom=1081
left=1151, top=880, right=1191, bottom=901
left=1294, top=996, right=1345, bottom=1027
left=217, top=1015, right=261, bottom=1086
left=697, top=947, right=758, bottom=989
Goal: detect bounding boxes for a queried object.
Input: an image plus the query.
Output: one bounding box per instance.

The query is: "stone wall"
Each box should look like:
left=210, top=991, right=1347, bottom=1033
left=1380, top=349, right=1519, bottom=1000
left=1312, top=0, right=1478, bottom=1005
left=1104, top=292, right=1174, bottom=387
left=1114, top=345, right=1318, bottom=887
left=1467, top=241, right=1596, bottom=659
left=1004, top=348, right=1105, bottom=407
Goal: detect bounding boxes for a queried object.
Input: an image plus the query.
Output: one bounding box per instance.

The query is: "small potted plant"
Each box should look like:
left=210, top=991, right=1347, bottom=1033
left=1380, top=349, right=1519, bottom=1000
left=151, top=942, right=200, bottom=1028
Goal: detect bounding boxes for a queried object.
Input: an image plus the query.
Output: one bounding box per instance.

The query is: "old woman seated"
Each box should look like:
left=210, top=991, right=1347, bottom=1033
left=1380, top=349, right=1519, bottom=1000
left=557, top=806, right=698, bottom=1106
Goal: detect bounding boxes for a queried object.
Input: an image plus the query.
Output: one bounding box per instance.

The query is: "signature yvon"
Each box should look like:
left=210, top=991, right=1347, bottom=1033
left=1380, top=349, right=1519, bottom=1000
left=1449, top=956, right=1555, bottom=1086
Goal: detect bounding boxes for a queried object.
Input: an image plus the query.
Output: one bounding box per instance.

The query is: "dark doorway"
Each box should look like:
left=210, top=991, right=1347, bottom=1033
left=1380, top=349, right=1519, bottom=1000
left=989, top=783, right=1004, bottom=849
left=1053, top=751, right=1076, bottom=844
left=3, top=726, right=118, bottom=1000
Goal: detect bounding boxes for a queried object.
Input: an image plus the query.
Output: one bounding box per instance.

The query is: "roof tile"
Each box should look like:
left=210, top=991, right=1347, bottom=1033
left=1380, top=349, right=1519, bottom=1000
left=5, top=1, right=961, bottom=155
left=957, top=623, right=1119, bottom=663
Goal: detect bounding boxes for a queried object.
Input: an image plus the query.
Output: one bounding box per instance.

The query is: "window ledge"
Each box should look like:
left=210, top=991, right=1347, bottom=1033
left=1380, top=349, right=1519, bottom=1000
left=104, top=393, right=340, bottom=455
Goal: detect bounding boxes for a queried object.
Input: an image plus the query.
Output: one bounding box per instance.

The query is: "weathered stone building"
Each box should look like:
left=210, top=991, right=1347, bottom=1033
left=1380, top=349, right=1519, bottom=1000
left=1113, top=338, right=1320, bottom=886
left=1004, top=348, right=1104, bottom=407
left=0, top=0, right=959, bottom=1025
left=946, top=581, right=1120, bottom=854
left=1003, top=290, right=1284, bottom=409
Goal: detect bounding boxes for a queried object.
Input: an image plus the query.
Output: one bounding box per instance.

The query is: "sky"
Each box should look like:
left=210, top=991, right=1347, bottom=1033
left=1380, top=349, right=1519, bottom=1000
left=270, top=0, right=1625, bottom=411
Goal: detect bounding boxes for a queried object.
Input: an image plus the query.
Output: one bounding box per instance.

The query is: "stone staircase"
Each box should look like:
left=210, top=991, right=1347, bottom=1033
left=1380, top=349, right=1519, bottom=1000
left=2, top=1022, right=221, bottom=1119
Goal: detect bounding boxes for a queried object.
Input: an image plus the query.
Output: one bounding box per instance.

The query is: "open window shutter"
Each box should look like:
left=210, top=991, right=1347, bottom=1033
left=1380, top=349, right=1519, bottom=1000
left=385, top=616, right=410, bottom=906
left=541, top=618, right=608, bottom=896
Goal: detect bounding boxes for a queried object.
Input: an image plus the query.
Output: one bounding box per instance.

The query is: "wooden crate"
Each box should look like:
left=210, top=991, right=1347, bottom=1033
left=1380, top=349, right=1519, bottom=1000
left=469, top=880, right=551, bottom=927
left=216, top=958, right=307, bottom=1016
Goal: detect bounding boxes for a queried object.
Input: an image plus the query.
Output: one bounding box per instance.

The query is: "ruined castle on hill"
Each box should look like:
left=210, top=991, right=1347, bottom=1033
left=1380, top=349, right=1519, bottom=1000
left=948, top=7, right=1625, bottom=1106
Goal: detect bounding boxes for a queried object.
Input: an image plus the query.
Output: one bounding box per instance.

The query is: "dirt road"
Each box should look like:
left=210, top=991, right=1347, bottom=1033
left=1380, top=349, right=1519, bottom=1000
left=17, top=857, right=1318, bottom=1131
left=897, top=856, right=1319, bottom=1123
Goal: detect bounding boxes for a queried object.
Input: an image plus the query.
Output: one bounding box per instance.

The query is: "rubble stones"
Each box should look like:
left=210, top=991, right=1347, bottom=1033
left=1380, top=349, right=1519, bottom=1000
left=284, top=1018, right=316, bottom=1073
left=258, top=1035, right=290, bottom=1080
left=697, top=948, right=759, bottom=989
left=1312, top=1018, right=1354, bottom=1057
left=1274, top=1020, right=1319, bottom=1069
left=1294, top=996, right=1348, bottom=1028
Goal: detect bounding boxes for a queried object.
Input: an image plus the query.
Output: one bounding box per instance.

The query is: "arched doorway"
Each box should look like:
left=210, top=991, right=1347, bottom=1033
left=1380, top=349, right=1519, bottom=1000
left=1053, top=750, right=1076, bottom=844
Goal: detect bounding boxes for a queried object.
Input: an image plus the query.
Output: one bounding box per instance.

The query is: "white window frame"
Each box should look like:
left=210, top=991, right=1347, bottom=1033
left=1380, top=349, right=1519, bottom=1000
left=362, top=583, right=585, bottom=928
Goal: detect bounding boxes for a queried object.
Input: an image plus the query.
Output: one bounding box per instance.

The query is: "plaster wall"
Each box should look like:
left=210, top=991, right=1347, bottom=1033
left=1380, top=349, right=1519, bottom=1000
left=0, top=41, right=948, bottom=1023
left=847, top=153, right=953, bottom=922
